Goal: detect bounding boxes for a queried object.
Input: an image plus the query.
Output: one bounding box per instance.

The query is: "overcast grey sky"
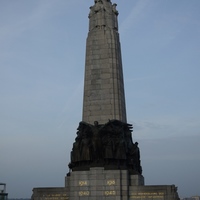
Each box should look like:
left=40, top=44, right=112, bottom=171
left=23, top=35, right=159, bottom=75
left=0, top=0, right=200, bottom=199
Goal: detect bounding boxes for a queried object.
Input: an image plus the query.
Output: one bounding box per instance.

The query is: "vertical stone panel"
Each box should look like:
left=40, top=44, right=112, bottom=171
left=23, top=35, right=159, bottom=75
left=82, top=0, right=126, bottom=124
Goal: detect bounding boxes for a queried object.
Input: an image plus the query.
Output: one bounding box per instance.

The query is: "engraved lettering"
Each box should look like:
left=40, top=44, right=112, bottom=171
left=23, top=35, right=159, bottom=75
left=107, top=180, right=116, bottom=185
left=130, top=192, right=164, bottom=199
left=79, top=191, right=90, bottom=196
left=43, top=194, right=69, bottom=200
left=105, top=191, right=116, bottom=196
left=79, top=181, right=88, bottom=186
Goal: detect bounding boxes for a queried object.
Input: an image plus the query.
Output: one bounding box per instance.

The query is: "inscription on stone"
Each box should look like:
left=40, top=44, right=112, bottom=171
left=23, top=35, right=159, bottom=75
left=107, top=180, right=116, bottom=185
left=105, top=191, right=116, bottom=196
left=79, top=191, right=90, bottom=196
left=79, top=181, right=88, bottom=186
left=43, top=194, right=68, bottom=200
left=131, top=192, right=165, bottom=199
left=78, top=181, right=89, bottom=196
left=105, top=179, right=116, bottom=196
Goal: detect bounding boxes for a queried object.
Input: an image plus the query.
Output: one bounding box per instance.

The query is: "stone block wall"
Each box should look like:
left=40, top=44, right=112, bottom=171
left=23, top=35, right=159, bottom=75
left=82, top=28, right=127, bottom=124
left=65, top=167, right=129, bottom=200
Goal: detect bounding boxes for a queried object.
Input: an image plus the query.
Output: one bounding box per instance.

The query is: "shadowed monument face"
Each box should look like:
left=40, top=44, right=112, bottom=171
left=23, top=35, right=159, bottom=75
left=69, top=120, right=142, bottom=175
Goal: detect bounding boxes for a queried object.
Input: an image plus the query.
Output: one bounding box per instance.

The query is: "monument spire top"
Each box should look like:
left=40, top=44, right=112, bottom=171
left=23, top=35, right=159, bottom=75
left=89, top=0, right=119, bottom=32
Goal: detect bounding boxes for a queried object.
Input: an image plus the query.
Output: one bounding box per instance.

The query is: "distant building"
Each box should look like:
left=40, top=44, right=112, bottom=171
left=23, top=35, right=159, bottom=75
left=182, top=196, right=200, bottom=200
left=0, top=183, right=8, bottom=200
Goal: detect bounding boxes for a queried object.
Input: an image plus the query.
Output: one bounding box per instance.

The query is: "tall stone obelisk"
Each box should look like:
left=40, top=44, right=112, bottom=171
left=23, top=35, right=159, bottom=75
left=82, top=0, right=126, bottom=124
left=32, top=1, right=180, bottom=200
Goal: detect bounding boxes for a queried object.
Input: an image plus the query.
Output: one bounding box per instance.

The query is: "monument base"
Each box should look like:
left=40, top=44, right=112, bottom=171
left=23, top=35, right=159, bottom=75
left=32, top=167, right=179, bottom=200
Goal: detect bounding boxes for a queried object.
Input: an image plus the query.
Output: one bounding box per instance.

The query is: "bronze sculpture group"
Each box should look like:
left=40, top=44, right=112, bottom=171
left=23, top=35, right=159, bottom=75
left=69, top=120, right=142, bottom=175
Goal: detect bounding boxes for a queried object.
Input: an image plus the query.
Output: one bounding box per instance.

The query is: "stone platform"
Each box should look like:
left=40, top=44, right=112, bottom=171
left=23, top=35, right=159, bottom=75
left=32, top=167, right=179, bottom=200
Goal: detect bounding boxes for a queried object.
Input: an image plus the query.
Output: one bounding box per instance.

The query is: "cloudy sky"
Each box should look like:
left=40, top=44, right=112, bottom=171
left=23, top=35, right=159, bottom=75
left=0, top=0, right=200, bottom=198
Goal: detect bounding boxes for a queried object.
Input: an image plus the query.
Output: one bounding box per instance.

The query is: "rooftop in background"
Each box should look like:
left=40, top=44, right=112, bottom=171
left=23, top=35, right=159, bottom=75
left=181, top=196, right=200, bottom=200
left=0, top=183, right=8, bottom=200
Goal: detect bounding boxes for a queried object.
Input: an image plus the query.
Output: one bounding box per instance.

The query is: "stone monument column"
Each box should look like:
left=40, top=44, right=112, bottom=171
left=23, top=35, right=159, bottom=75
left=32, top=1, right=180, bottom=200
left=83, top=0, right=127, bottom=124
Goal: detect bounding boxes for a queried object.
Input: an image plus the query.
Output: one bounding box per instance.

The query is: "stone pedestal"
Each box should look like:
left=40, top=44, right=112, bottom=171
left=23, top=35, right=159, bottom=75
left=65, top=167, right=130, bottom=200
left=65, top=167, right=144, bottom=200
